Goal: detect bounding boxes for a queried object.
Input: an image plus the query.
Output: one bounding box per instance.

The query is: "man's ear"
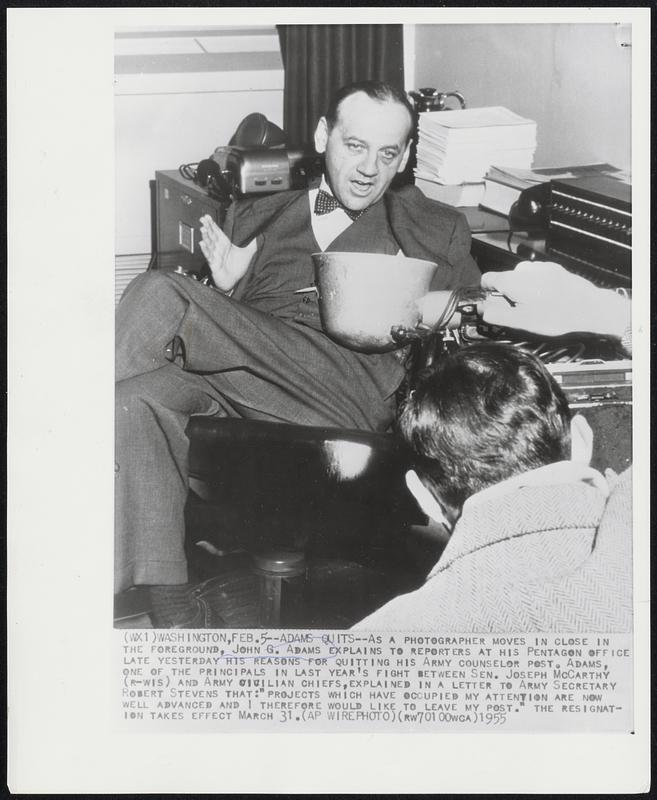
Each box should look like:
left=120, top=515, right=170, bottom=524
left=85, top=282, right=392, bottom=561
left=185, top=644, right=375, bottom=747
left=314, top=117, right=329, bottom=154
left=570, top=413, right=594, bottom=465
left=405, top=470, right=450, bottom=528
left=396, top=140, right=412, bottom=174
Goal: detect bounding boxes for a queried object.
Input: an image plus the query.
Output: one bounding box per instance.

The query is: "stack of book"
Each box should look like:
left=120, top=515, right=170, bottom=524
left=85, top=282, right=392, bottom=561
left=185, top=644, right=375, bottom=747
left=480, top=166, right=550, bottom=216
left=414, top=106, right=537, bottom=206
left=481, top=163, right=627, bottom=216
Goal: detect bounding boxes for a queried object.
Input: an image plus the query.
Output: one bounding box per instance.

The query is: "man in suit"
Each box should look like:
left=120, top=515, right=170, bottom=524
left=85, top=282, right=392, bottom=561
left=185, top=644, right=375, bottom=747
left=115, top=80, right=480, bottom=627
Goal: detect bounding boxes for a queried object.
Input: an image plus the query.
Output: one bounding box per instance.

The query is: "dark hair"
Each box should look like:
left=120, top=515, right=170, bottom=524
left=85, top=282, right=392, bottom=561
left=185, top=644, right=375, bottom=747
left=325, top=80, right=415, bottom=140
left=398, top=343, right=572, bottom=514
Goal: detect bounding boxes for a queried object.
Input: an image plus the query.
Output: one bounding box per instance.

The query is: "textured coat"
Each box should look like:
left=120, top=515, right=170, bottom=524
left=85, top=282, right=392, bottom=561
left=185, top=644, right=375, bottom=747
left=354, top=468, right=632, bottom=633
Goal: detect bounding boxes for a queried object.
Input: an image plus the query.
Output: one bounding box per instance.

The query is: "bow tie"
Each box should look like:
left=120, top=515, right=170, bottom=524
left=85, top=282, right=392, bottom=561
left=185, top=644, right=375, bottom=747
left=314, top=189, right=363, bottom=221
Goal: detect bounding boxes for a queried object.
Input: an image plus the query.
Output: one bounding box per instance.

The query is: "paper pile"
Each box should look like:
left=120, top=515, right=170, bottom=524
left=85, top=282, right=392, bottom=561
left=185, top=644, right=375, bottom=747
left=414, top=106, right=537, bottom=186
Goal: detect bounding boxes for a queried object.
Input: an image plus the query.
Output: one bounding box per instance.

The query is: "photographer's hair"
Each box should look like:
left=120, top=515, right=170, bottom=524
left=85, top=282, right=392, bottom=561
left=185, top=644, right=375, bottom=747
left=325, top=80, right=416, bottom=140
left=398, top=343, right=572, bottom=516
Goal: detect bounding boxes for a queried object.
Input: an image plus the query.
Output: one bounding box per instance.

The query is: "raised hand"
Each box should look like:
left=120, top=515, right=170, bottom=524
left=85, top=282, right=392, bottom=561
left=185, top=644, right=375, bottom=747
left=199, top=214, right=257, bottom=293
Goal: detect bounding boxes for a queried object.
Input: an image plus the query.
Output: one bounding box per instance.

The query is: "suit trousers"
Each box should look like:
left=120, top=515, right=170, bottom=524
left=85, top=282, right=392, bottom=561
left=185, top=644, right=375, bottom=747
left=115, top=271, right=399, bottom=592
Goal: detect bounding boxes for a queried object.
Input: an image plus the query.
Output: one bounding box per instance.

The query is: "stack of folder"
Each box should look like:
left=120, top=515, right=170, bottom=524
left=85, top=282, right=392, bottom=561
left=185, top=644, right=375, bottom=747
left=414, top=106, right=537, bottom=206
left=480, top=165, right=550, bottom=216
left=481, top=163, right=627, bottom=216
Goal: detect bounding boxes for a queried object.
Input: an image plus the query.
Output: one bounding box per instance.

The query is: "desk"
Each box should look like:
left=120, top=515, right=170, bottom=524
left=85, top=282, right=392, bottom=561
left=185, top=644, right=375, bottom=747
left=461, top=206, right=515, bottom=234
left=461, top=206, right=630, bottom=289
left=461, top=206, right=547, bottom=272
left=460, top=206, right=552, bottom=277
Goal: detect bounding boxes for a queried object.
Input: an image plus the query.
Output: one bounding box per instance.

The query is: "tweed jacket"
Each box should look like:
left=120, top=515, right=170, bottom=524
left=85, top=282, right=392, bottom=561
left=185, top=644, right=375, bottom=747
left=354, top=467, right=632, bottom=633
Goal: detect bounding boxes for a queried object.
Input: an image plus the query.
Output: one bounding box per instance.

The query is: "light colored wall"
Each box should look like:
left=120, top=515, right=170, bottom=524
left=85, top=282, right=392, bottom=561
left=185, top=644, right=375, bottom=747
left=411, top=23, right=631, bottom=171
left=114, top=27, right=284, bottom=255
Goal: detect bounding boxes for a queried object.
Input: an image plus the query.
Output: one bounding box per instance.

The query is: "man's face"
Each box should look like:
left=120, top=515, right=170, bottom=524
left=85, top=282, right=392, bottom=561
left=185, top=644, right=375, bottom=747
left=314, top=91, right=412, bottom=211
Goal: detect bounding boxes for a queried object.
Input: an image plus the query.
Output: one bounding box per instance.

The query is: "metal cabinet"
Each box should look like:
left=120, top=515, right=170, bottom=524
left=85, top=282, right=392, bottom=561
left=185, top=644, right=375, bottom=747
left=154, top=170, right=230, bottom=275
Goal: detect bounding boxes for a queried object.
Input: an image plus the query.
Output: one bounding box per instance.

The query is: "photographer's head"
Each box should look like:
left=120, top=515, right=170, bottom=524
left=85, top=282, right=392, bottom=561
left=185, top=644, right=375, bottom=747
left=399, top=343, right=585, bottom=526
left=314, top=81, right=414, bottom=212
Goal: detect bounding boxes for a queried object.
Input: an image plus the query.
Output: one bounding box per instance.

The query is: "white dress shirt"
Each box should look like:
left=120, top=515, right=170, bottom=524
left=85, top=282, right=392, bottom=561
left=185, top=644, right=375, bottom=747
left=308, top=177, right=357, bottom=252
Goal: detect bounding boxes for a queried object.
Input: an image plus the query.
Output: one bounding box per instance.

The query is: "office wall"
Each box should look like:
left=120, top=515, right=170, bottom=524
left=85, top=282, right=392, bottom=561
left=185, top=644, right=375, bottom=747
left=411, top=23, right=631, bottom=171
left=115, top=27, right=284, bottom=256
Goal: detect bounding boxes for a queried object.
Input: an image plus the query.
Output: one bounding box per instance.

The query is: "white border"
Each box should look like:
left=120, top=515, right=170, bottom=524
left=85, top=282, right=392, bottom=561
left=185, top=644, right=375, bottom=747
left=7, top=7, right=651, bottom=794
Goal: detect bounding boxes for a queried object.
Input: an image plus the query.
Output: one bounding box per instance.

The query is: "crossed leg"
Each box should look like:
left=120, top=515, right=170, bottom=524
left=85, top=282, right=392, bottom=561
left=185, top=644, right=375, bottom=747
left=115, top=271, right=399, bottom=594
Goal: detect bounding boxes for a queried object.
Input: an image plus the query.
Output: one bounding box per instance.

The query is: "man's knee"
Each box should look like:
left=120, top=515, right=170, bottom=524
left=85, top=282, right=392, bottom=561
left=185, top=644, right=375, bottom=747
left=116, top=367, right=218, bottom=420
left=119, top=269, right=181, bottom=307
left=116, top=272, right=190, bottom=379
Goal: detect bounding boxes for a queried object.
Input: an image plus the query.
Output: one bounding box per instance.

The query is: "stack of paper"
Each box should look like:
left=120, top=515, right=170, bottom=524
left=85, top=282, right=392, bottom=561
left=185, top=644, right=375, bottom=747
left=414, top=106, right=537, bottom=186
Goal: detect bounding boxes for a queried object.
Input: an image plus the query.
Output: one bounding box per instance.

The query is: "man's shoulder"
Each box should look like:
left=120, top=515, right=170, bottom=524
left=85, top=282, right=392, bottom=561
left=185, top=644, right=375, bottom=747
left=484, top=480, right=607, bottom=526
left=232, top=188, right=308, bottom=219
left=227, top=188, right=309, bottom=243
left=448, top=481, right=607, bottom=557
left=387, top=183, right=468, bottom=224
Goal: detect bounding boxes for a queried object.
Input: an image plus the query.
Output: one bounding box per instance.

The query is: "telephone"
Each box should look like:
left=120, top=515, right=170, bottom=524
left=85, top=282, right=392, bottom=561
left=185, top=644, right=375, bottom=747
left=193, top=113, right=322, bottom=202
left=508, top=182, right=550, bottom=229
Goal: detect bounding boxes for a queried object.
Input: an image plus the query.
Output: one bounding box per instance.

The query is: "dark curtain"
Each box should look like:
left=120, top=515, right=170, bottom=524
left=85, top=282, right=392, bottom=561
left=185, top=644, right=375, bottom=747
left=277, top=24, right=404, bottom=148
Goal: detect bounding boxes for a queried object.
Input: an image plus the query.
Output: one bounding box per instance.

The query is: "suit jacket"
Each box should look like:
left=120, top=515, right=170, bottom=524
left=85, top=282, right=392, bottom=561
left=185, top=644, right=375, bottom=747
left=354, top=468, right=632, bottom=633
left=223, top=183, right=480, bottom=303
left=226, top=188, right=402, bottom=328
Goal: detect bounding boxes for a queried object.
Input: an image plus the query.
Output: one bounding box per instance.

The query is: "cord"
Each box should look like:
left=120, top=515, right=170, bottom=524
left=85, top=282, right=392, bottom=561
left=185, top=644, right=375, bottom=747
left=179, top=162, right=199, bottom=181
left=432, top=288, right=462, bottom=331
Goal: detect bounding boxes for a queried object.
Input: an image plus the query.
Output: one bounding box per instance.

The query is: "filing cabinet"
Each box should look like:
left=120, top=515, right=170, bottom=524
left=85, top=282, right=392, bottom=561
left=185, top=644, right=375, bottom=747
left=154, top=170, right=230, bottom=275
